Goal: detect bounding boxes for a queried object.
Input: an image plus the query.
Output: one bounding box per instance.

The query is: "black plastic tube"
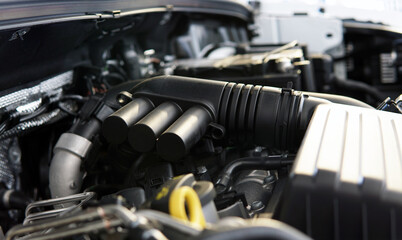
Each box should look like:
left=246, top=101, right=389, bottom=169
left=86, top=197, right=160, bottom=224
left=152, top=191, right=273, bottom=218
left=198, top=224, right=311, bottom=240
left=129, top=76, right=330, bottom=154
left=102, top=98, right=154, bottom=144
left=215, top=156, right=294, bottom=193
left=102, top=76, right=371, bottom=160
left=333, top=77, right=385, bottom=102
left=128, top=102, right=182, bottom=152
left=304, top=91, right=374, bottom=109
left=157, top=106, right=213, bottom=161
left=0, top=189, right=31, bottom=210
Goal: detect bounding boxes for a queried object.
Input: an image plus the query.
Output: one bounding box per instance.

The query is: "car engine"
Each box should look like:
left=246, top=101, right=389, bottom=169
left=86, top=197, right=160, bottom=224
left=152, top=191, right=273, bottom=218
left=0, top=1, right=401, bottom=239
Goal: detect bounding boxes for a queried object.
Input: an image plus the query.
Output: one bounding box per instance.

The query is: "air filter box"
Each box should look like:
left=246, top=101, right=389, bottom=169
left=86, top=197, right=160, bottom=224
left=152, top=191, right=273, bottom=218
left=276, top=103, right=402, bottom=240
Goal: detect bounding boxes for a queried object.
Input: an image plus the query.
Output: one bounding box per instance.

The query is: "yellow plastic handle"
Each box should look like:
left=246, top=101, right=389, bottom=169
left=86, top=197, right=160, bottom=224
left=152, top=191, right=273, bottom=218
left=169, top=186, right=206, bottom=228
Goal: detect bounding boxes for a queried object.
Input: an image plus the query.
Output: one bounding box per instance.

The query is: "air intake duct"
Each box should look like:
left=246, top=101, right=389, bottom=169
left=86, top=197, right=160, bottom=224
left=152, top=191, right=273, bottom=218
left=129, top=102, right=182, bottom=152
left=157, top=106, right=213, bottom=161
left=124, top=76, right=330, bottom=157
left=102, top=98, right=154, bottom=144
left=103, top=75, right=330, bottom=160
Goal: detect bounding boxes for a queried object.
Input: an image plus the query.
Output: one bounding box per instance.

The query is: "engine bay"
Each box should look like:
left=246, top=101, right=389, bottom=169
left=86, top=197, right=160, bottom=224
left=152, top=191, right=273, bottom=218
left=0, top=2, right=401, bottom=239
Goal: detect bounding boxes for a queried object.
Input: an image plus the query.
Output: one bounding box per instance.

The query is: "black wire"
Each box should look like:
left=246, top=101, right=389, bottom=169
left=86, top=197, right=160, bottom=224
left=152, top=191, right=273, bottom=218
left=60, top=94, right=88, bottom=102
left=102, top=73, right=126, bottom=88
left=57, top=102, right=78, bottom=116
left=107, top=63, right=128, bottom=79
left=86, top=77, right=96, bottom=95
left=0, top=118, right=10, bottom=135
left=19, top=103, right=49, bottom=122
left=58, top=94, right=90, bottom=116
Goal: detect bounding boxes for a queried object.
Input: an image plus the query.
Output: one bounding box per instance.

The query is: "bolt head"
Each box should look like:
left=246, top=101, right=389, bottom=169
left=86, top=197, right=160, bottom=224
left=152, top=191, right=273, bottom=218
left=251, top=200, right=264, bottom=210
left=70, top=182, right=77, bottom=189
left=263, top=175, right=276, bottom=184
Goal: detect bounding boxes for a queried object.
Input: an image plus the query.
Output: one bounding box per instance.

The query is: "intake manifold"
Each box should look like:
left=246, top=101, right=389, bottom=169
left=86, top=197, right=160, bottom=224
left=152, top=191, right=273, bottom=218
left=102, top=75, right=330, bottom=161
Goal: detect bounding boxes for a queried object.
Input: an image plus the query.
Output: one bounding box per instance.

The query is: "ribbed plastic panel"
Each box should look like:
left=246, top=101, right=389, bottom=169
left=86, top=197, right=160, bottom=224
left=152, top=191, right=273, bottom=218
left=277, top=103, right=402, bottom=240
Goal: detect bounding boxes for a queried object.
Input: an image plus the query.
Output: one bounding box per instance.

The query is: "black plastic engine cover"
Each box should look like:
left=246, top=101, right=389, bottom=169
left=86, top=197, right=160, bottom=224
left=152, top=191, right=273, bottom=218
left=276, top=103, right=402, bottom=240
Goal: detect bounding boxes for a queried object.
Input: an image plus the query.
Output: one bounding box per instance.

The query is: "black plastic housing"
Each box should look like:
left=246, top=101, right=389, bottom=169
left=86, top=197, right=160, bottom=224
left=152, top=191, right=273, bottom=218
left=103, top=75, right=330, bottom=160
left=102, top=98, right=154, bottom=144
left=130, top=75, right=328, bottom=149
left=129, top=102, right=182, bottom=152
left=157, top=106, right=212, bottom=161
left=276, top=103, right=402, bottom=240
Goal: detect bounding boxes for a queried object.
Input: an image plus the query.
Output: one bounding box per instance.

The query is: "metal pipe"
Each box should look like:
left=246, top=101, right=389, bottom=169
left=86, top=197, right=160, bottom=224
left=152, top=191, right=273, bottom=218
left=137, top=210, right=201, bottom=236
left=26, top=219, right=122, bottom=240
left=49, top=133, right=92, bottom=199
left=7, top=206, right=179, bottom=240
left=24, top=192, right=95, bottom=224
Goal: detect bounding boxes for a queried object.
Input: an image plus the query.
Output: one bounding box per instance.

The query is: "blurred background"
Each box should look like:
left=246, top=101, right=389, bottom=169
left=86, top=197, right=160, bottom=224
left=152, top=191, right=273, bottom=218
left=244, top=0, right=402, bottom=28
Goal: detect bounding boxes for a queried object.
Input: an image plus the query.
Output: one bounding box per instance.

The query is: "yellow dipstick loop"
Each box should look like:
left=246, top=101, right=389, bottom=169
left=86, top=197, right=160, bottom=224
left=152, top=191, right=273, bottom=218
left=169, top=186, right=206, bottom=228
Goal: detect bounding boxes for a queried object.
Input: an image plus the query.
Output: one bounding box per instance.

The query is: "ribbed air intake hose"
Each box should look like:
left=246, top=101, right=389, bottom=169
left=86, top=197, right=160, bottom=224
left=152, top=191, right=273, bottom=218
left=102, top=75, right=330, bottom=160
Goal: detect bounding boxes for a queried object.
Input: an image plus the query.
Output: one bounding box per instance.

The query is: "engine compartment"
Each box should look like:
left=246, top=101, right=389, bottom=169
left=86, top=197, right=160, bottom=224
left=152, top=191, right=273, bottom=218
left=0, top=3, right=401, bottom=239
